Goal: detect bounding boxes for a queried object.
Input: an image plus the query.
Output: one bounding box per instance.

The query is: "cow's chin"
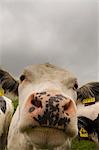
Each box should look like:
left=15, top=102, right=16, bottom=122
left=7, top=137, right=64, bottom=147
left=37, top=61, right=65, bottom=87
left=19, top=123, right=78, bottom=149
left=24, top=127, right=67, bottom=149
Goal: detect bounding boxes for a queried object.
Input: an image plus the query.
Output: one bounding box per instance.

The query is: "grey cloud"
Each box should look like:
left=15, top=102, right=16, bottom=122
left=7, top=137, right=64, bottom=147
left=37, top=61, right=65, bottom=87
left=0, top=0, right=97, bottom=84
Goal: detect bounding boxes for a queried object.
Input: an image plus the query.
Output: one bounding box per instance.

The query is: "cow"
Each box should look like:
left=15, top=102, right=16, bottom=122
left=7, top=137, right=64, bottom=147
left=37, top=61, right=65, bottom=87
left=77, top=82, right=99, bottom=148
left=0, top=63, right=78, bottom=150
left=0, top=93, right=14, bottom=150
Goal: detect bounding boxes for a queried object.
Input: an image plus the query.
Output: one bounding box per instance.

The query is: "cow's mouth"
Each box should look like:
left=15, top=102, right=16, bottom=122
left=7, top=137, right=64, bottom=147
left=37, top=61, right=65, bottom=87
left=19, top=123, right=68, bottom=133
left=19, top=117, right=78, bottom=138
left=19, top=124, right=77, bottom=149
left=24, top=126, right=67, bottom=149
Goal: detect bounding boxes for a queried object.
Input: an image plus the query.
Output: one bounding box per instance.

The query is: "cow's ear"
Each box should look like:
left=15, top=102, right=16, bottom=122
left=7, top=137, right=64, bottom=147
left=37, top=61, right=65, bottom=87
left=0, top=69, right=19, bottom=96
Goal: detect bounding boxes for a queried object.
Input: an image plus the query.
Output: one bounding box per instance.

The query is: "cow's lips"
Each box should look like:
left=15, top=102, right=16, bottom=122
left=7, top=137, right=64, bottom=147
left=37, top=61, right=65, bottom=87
left=20, top=124, right=77, bottom=139
left=19, top=124, right=67, bottom=133
left=26, top=126, right=67, bottom=133
left=24, top=126, right=67, bottom=149
left=19, top=120, right=78, bottom=138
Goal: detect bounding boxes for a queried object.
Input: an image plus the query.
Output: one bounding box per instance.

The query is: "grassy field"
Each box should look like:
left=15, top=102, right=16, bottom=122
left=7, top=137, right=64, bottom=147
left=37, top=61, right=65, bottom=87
left=71, top=138, right=96, bottom=150
left=12, top=99, right=97, bottom=150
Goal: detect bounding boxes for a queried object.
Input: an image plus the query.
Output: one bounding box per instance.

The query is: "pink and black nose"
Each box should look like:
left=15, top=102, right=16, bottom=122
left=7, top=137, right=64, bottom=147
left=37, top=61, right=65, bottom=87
left=25, top=91, right=76, bottom=129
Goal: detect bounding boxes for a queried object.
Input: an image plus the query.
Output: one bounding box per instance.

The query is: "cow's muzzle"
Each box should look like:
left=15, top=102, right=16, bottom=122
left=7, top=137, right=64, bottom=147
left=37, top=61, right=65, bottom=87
left=19, top=91, right=77, bottom=132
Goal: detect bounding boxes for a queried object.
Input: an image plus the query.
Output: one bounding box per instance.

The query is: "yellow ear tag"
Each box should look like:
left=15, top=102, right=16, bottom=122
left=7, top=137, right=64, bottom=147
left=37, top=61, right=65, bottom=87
left=80, top=128, right=88, bottom=137
left=82, top=98, right=95, bottom=104
left=0, top=87, right=4, bottom=96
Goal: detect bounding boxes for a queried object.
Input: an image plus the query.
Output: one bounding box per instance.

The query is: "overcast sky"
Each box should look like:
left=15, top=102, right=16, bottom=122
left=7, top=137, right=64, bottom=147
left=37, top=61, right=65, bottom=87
left=0, top=0, right=98, bottom=85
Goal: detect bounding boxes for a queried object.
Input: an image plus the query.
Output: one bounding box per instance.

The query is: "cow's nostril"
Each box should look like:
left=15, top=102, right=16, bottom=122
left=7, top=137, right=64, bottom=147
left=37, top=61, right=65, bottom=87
left=62, top=100, right=76, bottom=116
left=63, top=101, right=71, bottom=111
left=31, top=98, right=42, bottom=108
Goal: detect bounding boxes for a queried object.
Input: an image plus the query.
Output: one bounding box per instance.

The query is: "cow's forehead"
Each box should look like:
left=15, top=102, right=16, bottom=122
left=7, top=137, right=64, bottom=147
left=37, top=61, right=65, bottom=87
left=22, top=63, right=77, bottom=82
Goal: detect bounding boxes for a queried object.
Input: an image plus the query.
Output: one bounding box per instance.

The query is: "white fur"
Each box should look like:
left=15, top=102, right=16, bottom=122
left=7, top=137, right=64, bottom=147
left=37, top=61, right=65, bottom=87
left=0, top=110, right=5, bottom=136
left=0, top=96, right=14, bottom=150
left=77, top=102, right=99, bottom=144
left=77, top=102, right=99, bottom=120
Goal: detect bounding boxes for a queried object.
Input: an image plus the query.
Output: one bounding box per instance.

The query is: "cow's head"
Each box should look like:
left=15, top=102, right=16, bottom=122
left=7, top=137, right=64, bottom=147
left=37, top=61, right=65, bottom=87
left=0, top=63, right=78, bottom=149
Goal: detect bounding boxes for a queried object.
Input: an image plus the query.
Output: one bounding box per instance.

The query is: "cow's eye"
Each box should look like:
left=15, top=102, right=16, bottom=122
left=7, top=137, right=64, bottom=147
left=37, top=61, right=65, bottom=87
left=73, top=83, right=78, bottom=90
left=20, top=75, right=26, bottom=82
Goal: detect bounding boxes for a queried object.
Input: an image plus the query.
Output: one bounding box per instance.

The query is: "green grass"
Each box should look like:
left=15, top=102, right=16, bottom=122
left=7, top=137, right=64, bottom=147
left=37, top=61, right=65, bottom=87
left=71, top=138, right=96, bottom=150
left=12, top=97, right=18, bottom=112
left=12, top=99, right=97, bottom=150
